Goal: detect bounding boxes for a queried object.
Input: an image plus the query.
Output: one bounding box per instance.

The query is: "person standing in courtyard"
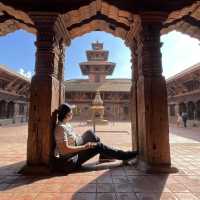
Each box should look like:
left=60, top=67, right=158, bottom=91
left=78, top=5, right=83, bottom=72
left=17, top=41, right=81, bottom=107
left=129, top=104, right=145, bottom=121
left=176, top=113, right=182, bottom=127
left=54, top=103, right=138, bottom=171
left=181, top=111, right=188, bottom=128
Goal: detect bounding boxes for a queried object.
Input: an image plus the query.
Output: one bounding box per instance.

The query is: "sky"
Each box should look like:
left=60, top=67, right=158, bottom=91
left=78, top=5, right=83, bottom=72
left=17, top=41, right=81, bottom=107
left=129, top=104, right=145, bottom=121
left=0, top=29, right=199, bottom=80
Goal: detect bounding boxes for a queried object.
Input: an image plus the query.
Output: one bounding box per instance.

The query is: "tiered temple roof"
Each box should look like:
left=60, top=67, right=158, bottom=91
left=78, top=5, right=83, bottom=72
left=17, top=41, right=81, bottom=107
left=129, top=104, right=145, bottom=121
left=79, top=41, right=115, bottom=81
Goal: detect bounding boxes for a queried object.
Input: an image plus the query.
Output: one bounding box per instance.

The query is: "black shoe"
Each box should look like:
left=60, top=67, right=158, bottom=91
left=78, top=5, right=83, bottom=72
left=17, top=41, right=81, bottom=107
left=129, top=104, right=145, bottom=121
left=98, top=154, right=116, bottom=163
left=122, top=158, right=137, bottom=165
left=122, top=151, right=138, bottom=165
left=124, top=150, right=138, bottom=160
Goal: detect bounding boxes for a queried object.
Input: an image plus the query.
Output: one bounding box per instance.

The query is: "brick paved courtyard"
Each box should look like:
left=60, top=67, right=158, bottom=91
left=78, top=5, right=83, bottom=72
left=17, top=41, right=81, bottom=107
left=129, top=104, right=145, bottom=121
left=0, top=122, right=200, bottom=199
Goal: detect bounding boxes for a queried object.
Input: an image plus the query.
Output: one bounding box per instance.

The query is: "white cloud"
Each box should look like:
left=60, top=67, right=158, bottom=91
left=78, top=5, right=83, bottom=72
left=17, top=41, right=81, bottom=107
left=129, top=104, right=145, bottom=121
left=18, top=68, right=32, bottom=79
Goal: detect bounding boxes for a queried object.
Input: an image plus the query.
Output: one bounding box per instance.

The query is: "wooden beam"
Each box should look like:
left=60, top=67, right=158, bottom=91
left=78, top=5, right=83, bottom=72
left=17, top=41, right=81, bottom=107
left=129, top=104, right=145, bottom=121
left=17, top=84, right=29, bottom=94
left=182, top=15, right=200, bottom=28
left=4, top=78, right=18, bottom=90
left=1, top=0, right=195, bottom=13
left=67, top=12, right=130, bottom=31
left=10, top=81, right=24, bottom=92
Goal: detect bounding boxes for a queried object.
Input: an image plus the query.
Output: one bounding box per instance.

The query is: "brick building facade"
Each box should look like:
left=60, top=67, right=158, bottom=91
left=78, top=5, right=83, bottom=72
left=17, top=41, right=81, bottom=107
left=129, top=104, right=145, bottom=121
left=167, top=63, right=200, bottom=127
left=0, top=65, right=29, bottom=126
left=1, top=59, right=199, bottom=127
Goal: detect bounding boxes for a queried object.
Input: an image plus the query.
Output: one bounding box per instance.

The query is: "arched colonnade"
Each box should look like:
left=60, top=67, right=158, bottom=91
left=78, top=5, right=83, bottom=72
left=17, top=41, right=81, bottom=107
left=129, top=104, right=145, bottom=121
left=0, top=0, right=199, bottom=173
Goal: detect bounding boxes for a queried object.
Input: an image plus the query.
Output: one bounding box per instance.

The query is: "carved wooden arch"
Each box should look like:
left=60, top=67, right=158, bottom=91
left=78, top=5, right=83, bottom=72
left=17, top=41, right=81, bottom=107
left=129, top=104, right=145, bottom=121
left=0, top=0, right=199, bottom=41
left=62, top=1, right=135, bottom=45
left=68, top=19, right=128, bottom=41
left=161, top=1, right=200, bottom=40
left=63, top=1, right=133, bottom=28
left=0, top=2, right=35, bottom=36
left=0, top=1, right=133, bottom=37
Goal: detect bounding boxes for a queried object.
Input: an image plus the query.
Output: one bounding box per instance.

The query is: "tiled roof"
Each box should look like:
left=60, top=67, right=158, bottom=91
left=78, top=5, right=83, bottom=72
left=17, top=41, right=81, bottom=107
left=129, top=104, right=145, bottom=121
left=64, top=79, right=131, bottom=92
left=166, top=62, right=200, bottom=82
left=0, top=64, right=31, bottom=82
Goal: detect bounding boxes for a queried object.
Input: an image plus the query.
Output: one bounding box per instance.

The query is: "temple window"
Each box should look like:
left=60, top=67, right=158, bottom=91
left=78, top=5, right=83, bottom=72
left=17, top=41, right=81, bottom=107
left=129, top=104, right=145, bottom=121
left=123, top=106, right=129, bottom=114
left=169, top=104, right=175, bottom=116
left=187, top=101, right=195, bottom=120
left=84, top=107, right=89, bottom=110
left=196, top=100, right=200, bottom=120
left=123, top=94, right=128, bottom=99
left=184, top=80, right=200, bottom=92
left=95, top=75, right=100, bottom=82
left=179, top=102, right=187, bottom=114
left=19, top=103, right=24, bottom=115
left=7, top=101, right=14, bottom=118
left=0, top=100, right=6, bottom=119
left=86, top=93, right=91, bottom=99
left=0, top=80, right=7, bottom=90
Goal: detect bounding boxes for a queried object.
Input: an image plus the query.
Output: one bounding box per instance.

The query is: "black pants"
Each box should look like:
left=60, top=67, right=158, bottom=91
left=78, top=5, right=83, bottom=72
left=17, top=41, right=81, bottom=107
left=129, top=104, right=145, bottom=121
left=64, top=130, right=137, bottom=169
left=183, top=119, right=187, bottom=128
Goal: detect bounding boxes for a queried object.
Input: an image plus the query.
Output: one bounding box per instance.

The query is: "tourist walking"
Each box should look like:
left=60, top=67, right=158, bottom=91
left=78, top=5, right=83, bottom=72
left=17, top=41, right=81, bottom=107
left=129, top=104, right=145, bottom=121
left=176, top=113, right=182, bottom=127
left=181, top=112, right=188, bottom=128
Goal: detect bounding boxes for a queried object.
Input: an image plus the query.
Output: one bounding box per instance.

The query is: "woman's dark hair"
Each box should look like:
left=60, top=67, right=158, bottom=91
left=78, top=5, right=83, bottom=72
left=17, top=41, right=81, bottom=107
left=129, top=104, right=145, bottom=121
left=57, top=103, right=72, bottom=122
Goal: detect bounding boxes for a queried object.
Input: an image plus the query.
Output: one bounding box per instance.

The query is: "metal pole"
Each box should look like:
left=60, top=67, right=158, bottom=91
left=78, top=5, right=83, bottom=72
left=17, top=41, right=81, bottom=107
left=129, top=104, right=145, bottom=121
left=93, top=116, right=96, bottom=132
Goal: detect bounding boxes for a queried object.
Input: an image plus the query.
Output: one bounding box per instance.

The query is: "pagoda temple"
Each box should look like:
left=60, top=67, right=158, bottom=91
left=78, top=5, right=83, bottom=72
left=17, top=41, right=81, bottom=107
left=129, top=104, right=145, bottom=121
left=65, top=41, right=131, bottom=121
left=79, top=41, right=115, bottom=83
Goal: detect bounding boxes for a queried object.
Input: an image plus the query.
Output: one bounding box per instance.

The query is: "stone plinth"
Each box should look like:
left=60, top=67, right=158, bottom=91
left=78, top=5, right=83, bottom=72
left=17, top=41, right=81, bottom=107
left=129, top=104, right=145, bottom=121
left=87, top=119, right=108, bottom=125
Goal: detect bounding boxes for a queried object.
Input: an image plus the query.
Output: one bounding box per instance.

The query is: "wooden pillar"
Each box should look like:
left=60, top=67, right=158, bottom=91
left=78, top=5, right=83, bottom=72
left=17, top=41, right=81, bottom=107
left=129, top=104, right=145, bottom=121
left=22, top=13, right=69, bottom=174
left=135, top=13, right=174, bottom=172
left=130, top=39, right=139, bottom=151
left=58, top=41, right=66, bottom=104
left=13, top=102, right=19, bottom=123
left=4, top=101, right=8, bottom=119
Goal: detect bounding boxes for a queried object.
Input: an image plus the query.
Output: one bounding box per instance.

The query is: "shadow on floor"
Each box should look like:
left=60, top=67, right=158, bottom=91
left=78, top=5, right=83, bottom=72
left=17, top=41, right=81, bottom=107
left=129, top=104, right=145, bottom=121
left=0, top=160, right=169, bottom=200
left=74, top=164, right=170, bottom=200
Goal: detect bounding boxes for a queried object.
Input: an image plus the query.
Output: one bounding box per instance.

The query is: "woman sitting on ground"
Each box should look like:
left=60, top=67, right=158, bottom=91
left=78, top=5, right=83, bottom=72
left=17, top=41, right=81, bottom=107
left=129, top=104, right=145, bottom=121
left=54, top=103, right=138, bottom=171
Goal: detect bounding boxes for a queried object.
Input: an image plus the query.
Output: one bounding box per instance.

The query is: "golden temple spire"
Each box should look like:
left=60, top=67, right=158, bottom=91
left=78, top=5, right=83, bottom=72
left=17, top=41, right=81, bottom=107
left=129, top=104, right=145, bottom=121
left=92, top=90, right=103, bottom=106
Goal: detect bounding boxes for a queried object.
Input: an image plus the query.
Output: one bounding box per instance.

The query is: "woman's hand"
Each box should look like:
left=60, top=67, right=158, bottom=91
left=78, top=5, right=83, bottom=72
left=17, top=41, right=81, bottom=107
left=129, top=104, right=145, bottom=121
left=84, top=142, right=97, bottom=149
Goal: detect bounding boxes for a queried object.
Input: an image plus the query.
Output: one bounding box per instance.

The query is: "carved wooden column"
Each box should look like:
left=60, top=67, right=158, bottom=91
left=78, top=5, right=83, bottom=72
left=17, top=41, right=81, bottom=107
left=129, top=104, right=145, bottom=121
left=13, top=102, right=19, bottom=123
left=4, top=101, right=8, bottom=119
left=135, top=13, right=174, bottom=172
left=23, top=13, right=69, bottom=173
left=58, top=41, right=66, bottom=104
left=130, top=39, right=139, bottom=151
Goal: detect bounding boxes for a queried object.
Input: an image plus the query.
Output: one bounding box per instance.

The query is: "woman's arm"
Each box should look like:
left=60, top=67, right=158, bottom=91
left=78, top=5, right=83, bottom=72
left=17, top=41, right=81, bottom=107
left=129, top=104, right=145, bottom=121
left=55, top=126, right=96, bottom=154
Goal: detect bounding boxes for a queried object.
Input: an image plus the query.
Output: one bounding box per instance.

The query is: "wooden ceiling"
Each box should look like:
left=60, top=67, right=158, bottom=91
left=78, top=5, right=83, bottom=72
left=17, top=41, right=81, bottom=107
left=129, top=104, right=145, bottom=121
left=0, top=0, right=199, bottom=43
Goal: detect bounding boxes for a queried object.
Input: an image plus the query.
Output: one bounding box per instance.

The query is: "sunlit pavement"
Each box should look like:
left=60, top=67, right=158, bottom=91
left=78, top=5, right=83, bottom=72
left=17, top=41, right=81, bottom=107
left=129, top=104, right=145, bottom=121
left=0, top=122, right=200, bottom=199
